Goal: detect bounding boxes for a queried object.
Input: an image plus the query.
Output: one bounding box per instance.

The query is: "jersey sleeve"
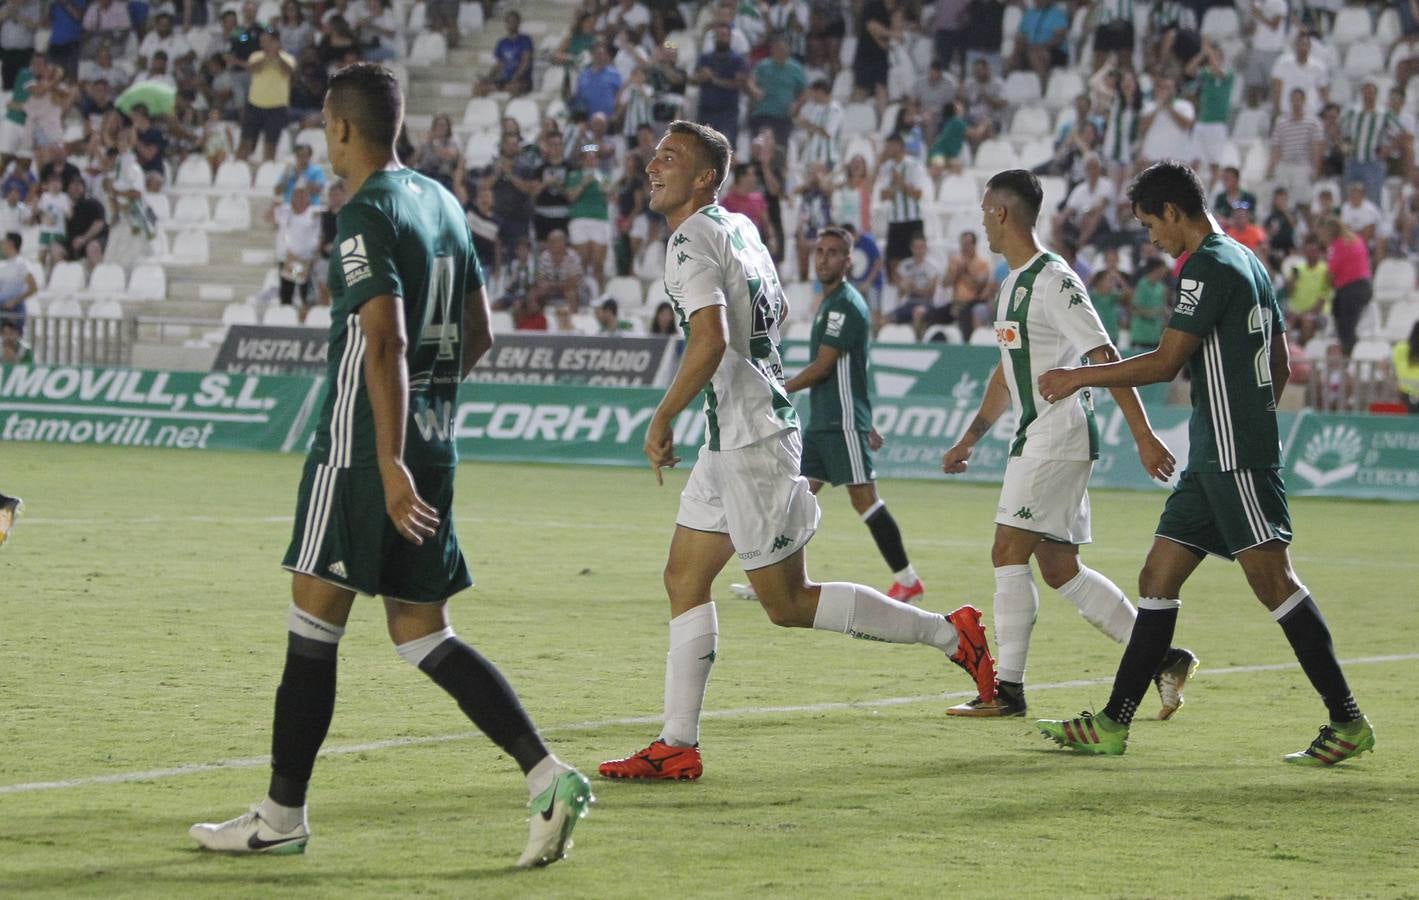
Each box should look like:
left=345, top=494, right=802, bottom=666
left=665, top=223, right=727, bottom=317
left=1168, top=255, right=1226, bottom=336
left=331, top=201, right=401, bottom=313
left=818, top=291, right=865, bottom=352
left=464, top=224, right=485, bottom=292
left=1043, top=264, right=1111, bottom=355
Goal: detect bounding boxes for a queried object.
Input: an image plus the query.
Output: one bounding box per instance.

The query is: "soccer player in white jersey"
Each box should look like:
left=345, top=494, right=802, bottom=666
left=939, top=169, right=1198, bottom=718
left=599, top=121, right=998, bottom=781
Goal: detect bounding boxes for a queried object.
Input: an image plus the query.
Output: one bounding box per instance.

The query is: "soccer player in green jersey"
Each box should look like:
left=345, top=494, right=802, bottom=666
left=599, top=122, right=997, bottom=781
left=1035, top=160, right=1375, bottom=765
left=190, top=64, right=593, bottom=864
left=730, top=226, right=924, bottom=605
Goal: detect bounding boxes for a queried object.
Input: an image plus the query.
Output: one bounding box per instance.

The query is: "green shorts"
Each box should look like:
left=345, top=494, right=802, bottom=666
left=281, top=458, right=472, bottom=604
left=801, top=429, right=875, bottom=486
left=1155, top=468, right=1292, bottom=561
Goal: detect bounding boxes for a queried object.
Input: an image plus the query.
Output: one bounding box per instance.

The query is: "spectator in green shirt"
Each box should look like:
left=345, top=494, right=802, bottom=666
left=565, top=145, right=610, bottom=290
left=747, top=37, right=806, bottom=147
left=1128, top=258, right=1169, bottom=351
left=1186, top=40, right=1235, bottom=183
left=928, top=101, right=967, bottom=176
left=1088, top=247, right=1130, bottom=343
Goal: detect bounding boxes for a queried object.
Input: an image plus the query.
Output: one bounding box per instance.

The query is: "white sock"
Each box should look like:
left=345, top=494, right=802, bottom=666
left=525, top=753, right=571, bottom=799
left=993, top=564, right=1039, bottom=684
left=812, top=582, right=957, bottom=654
left=257, top=796, right=306, bottom=834
left=658, top=603, right=718, bottom=748
left=1056, top=564, right=1136, bottom=643
left=893, top=564, right=919, bottom=587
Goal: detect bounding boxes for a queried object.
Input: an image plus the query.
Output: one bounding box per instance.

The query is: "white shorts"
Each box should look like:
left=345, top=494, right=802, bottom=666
left=569, top=218, right=611, bottom=246
left=994, top=456, right=1093, bottom=545
left=1192, top=122, right=1229, bottom=167
left=677, top=429, right=821, bottom=571
left=0, top=119, right=26, bottom=156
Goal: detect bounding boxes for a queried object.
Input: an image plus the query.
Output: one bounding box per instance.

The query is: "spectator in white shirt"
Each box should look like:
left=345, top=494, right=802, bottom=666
left=270, top=185, right=322, bottom=314
left=1138, top=75, right=1195, bottom=166
left=1053, top=153, right=1115, bottom=247
left=1338, top=180, right=1383, bottom=245
left=1266, top=87, right=1324, bottom=206
left=137, top=11, right=191, bottom=69
left=1244, top=0, right=1289, bottom=107
left=78, top=42, right=132, bottom=90
left=1270, top=31, right=1329, bottom=117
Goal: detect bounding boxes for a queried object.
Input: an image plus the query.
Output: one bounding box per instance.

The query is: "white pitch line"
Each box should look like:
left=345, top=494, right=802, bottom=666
left=2, top=653, right=1414, bottom=797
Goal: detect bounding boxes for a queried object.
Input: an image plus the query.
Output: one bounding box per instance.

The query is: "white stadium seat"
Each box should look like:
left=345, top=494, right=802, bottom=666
left=305, top=306, right=332, bottom=328
left=46, top=261, right=87, bottom=296
left=842, top=102, right=878, bottom=136
left=1199, top=6, right=1239, bottom=41
left=169, top=230, right=210, bottom=265
left=605, top=276, right=645, bottom=310
left=1331, top=6, right=1373, bottom=47
left=214, top=159, right=253, bottom=191
left=935, top=174, right=978, bottom=210
left=88, top=298, right=124, bottom=320
left=409, top=32, right=448, bottom=65
left=145, top=192, right=172, bottom=227
left=463, top=130, right=498, bottom=168
left=262, top=304, right=300, bottom=326
left=1042, top=70, right=1084, bottom=110
left=213, top=194, right=252, bottom=231
left=504, top=97, right=541, bottom=136
left=1384, top=301, right=1419, bottom=341
left=254, top=160, right=283, bottom=192
left=294, top=128, right=328, bottom=162
left=1009, top=105, right=1051, bottom=139
left=171, top=193, right=211, bottom=228
left=461, top=97, right=499, bottom=131
left=46, top=296, right=84, bottom=317
left=1374, top=258, right=1415, bottom=304
left=458, top=2, right=484, bottom=34
left=127, top=263, right=167, bottom=300
left=1343, top=42, right=1384, bottom=79
left=175, top=155, right=212, bottom=188
left=971, top=138, right=1018, bottom=172
left=1002, top=71, right=1042, bottom=106
left=222, top=302, right=258, bottom=325
left=969, top=327, right=998, bottom=346
left=877, top=324, right=916, bottom=344
left=406, top=1, right=425, bottom=32
left=82, top=263, right=127, bottom=299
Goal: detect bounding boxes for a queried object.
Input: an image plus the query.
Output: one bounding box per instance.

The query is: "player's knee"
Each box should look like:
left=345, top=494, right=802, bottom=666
left=759, top=595, right=811, bottom=628
left=1038, top=557, right=1077, bottom=591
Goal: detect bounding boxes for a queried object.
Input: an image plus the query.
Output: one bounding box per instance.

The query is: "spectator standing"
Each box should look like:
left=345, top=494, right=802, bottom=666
left=747, top=131, right=786, bottom=261
left=102, top=129, right=152, bottom=271
left=479, top=12, right=534, bottom=97
left=565, top=144, right=610, bottom=289
left=138, top=10, right=191, bottom=68
left=31, top=173, right=70, bottom=267
left=1087, top=248, right=1130, bottom=343
left=465, top=185, right=499, bottom=276
left=747, top=38, right=805, bottom=149
left=1387, top=87, right=1415, bottom=181
left=46, top=0, right=86, bottom=80
left=1212, top=166, right=1257, bottom=220
left=1338, top=181, right=1382, bottom=245
left=277, top=1, right=314, bottom=56
left=1011, top=0, right=1068, bottom=91
left=794, top=78, right=843, bottom=170
left=496, top=237, right=535, bottom=314
left=853, top=0, right=893, bottom=102
left=489, top=133, right=533, bottom=250
left=720, top=163, right=772, bottom=246
left=1271, top=32, right=1328, bottom=117
left=1138, top=76, right=1195, bottom=167
left=82, top=0, right=132, bottom=50
left=795, top=161, right=833, bottom=282
left=1339, top=81, right=1400, bottom=206
left=765, top=0, right=810, bottom=62
left=932, top=0, right=969, bottom=73
left=25, top=59, right=77, bottom=152
left=0, top=230, right=36, bottom=332
left=356, top=0, right=400, bottom=63
left=873, top=134, right=927, bottom=281
left=1245, top=0, right=1290, bottom=102
left=271, top=184, right=320, bottom=314
left=1101, top=67, right=1141, bottom=183
left=1128, top=258, right=1168, bottom=351
left=842, top=222, right=884, bottom=313
left=1393, top=322, right=1419, bottom=414
left=239, top=30, right=294, bottom=162
left=616, top=68, right=655, bottom=142
left=961, top=0, right=1005, bottom=74
left=832, top=154, right=872, bottom=235
left=0, top=183, right=30, bottom=233
left=1267, top=87, right=1324, bottom=204
left=1265, top=187, right=1298, bottom=259
left=1223, top=203, right=1267, bottom=254
left=576, top=43, right=622, bottom=119
left=1285, top=235, right=1331, bottom=346
left=693, top=26, right=746, bottom=149
left=1321, top=217, right=1372, bottom=357
left=528, top=130, right=571, bottom=242
left=1089, top=0, right=1135, bottom=68
left=0, top=57, right=32, bottom=160
left=313, top=180, right=345, bottom=307
left=1186, top=41, right=1235, bottom=182
left=1147, top=0, right=1199, bottom=66
left=0, top=0, right=40, bottom=90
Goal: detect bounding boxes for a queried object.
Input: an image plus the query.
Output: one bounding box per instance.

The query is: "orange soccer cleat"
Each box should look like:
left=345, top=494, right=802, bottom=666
left=598, top=740, right=704, bottom=781
left=887, top=579, right=925, bottom=604
left=945, top=605, right=997, bottom=704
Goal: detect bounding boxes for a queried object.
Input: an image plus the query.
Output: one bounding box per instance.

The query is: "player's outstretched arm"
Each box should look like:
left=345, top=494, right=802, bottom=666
left=360, top=294, right=440, bottom=545
left=461, top=284, right=494, bottom=378
left=1084, top=343, right=1176, bottom=482
left=784, top=344, right=841, bottom=393
left=1038, top=328, right=1200, bottom=402
left=645, top=304, right=728, bottom=485
left=942, top=363, right=1010, bottom=474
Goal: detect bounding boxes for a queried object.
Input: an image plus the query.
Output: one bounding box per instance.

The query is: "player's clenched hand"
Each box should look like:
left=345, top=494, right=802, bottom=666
left=941, top=442, right=972, bottom=474
left=1036, top=367, right=1080, bottom=404
left=1136, top=431, right=1177, bottom=482
left=379, top=459, right=440, bottom=545
left=868, top=428, right=884, bottom=451
left=644, top=416, right=680, bottom=486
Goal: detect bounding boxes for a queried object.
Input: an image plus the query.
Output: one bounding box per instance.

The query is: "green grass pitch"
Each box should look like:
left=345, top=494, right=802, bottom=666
left=1, top=443, right=1416, bottom=898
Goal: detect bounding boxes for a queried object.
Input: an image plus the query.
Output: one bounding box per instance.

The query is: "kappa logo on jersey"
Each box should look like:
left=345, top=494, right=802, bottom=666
left=1176, top=278, right=1203, bottom=315
left=340, top=235, right=370, bottom=286
left=1068, top=292, right=1087, bottom=308
left=825, top=310, right=845, bottom=337
left=1011, top=286, right=1027, bottom=311
left=994, top=320, right=1022, bottom=349
left=676, top=251, right=692, bottom=264
left=771, top=534, right=794, bottom=552
left=672, top=233, right=690, bottom=247
left=1059, top=277, right=1078, bottom=293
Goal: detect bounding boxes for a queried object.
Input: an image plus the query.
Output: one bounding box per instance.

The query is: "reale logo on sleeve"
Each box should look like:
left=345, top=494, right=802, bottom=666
left=340, top=234, right=371, bottom=286
left=825, top=310, right=845, bottom=337
left=1176, top=278, right=1203, bottom=315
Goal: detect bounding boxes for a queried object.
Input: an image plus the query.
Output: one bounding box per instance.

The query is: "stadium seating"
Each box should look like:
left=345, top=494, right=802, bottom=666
left=1374, top=258, right=1415, bottom=304
left=88, top=298, right=124, bottom=320
left=221, top=302, right=258, bottom=325
left=175, top=156, right=212, bottom=189
left=212, top=195, right=253, bottom=231
left=262, top=305, right=301, bottom=326
left=46, top=262, right=87, bottom=298
left=169, top=230, right=210, bottom=266
left=504, top=97, right=542, bottom=136
left=215, top=160, right=253, bottom=192
left=171, top=194, right=211, bottom=229
left=409, top=32, right=448, bottom=66
left=1002, top=72, right=1043, bottom=107
left=305, top=306, right=332, bottom=328
left=1199, top=6, right=1240, bottom=42
left=127, top=264, right=167, bottom=301
left=877, top=324, right=915, bottom=344
left=1331, top=6, right=1373, bottom=46
left=82, top=263, right=128, bottom=300
left=922, top=324, right=963, bottom=344
left=605, top=276, right=645, bottom=310
left=46, top=296, right=84, bottom=318
left=1385, top=301, right=1419, bottom=341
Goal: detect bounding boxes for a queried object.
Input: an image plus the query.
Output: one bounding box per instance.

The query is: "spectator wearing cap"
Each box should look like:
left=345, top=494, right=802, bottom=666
left=0, top=0, right=40, bottom=91
left=138, top=10, right=191, bottom=68
left=1213, top=166, right=1257, bottom=220
left=1339, top=81, right=1400, bottom=206
left=1270, top=31, right=1328, bottom=118
left=747, top=37, right=805, bottom=149
left=45, top=0, right=85, bottom=80
left=693, top=26, right=745, bottom=149
left=1266, top=87, right=1324, bottom=206
left=239, top=29, right=294, bottom=162
left=274, top=142, right=326, bottom=204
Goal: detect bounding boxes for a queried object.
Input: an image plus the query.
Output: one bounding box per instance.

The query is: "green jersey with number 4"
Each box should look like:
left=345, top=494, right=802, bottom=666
left=312, top=168, right=484, bottom=469
left=1168, top=233, right=1284, bottom=472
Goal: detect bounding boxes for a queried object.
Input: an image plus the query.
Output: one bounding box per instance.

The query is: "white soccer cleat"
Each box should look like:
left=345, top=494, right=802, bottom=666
left=1154, top=647, right=1200, bottom=720
left=517, top=769, right=594, bottom=868
left=728, top=582, right=759, bottom=601
left=189, top=807, right=310, bottom=855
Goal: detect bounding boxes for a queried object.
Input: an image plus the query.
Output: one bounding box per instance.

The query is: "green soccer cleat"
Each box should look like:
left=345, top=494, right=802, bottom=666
left=1283, top=716, right=1376, bottom=767
left=1036, top=711, right=1128, bottom=755
left=518, top=768, right=594, bottom=868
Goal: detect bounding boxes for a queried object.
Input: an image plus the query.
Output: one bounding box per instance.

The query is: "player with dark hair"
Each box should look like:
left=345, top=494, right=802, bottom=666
left=189, top=64, right=593, bottom=864
left=599, top=121, right=997, bottom=781
left=731, top=224, right=925, bottom=604
left=940, top=168, right=1192, bottom=718
left=0, top=492, right=20, bottom=547
left=1036, top=160, right=1375, bottom=765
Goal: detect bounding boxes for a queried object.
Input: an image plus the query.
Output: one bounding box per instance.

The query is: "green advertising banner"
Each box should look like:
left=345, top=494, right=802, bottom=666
left=4, top=361, right=1416, bottom=501
left=0, top=364, right=322, bottom=453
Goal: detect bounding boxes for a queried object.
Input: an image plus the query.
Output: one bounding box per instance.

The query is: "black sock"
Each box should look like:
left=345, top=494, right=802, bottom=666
left=1276, top=595, right=1362, bottom=723
left=863, top=504, right=910, bottom=573
left=419, top=637, right=549, bottom=774
left=268, top=633, right=339, bottom=808
left=1103, top=606, right=1178, bottom=727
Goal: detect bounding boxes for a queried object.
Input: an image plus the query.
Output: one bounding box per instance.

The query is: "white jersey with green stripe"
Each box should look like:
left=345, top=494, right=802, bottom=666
left=663, top=204, right=798, bottom=451
left=993, top=251, right=1111, bottom=461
